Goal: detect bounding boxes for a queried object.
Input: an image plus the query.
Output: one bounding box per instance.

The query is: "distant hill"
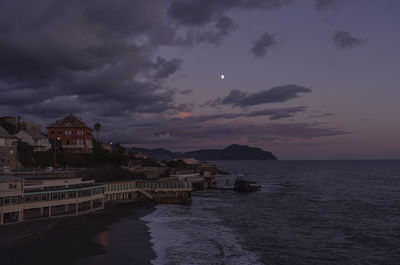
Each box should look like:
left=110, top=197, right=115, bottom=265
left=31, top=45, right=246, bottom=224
left=133, top=144, right=277, bottom=161
left=185, top=144, right=277, bottom=160
left=133, top=147, right=181, bottom=162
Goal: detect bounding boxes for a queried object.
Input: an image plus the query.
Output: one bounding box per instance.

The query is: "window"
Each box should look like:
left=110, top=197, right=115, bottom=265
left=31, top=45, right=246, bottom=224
left=77, top=130, right=84, bottom=135
left=66, top=139, right=70, bottom=145
left=24, top=196, right=31, bottom=203
left=51, top=131, right=55, bottom=135
left=59, top=131, right=62, bottom=135
left=52, top=194, right=58, bottom=200
left=65, top=130, right=72, bottom=135
left=77, top=139, right=83, bottom=145
left=3, top=197, right=18, bottom=205
left=60, top=193, right=66, bottom=199
left=41, top=195, right=48, bottom=201
left=68, top=192, right=74, bottom=198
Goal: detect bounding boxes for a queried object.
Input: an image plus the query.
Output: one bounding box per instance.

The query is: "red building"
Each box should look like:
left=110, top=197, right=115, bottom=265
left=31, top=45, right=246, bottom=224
left=47, top=114, right=93, bottom=153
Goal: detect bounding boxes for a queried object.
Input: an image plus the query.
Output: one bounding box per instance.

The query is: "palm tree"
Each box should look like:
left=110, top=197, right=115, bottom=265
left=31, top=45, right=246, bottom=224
left=94, top=122, right=101, bottom=142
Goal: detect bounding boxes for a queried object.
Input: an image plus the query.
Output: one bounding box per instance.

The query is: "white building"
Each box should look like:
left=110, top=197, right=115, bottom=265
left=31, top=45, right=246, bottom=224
left=183, top=158, right=201, bottom=165
left=15, top=130, right=51, bottom=152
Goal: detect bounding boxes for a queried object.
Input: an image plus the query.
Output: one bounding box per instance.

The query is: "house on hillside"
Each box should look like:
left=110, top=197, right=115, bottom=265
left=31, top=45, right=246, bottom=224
left=0, top=116, right=43, bottom=134
left=102, top=143, right=112, bottom=152
left=47, top=114, right=93, bottom=153
left=0, top=126, right=18, bottom=170
left=134, top=153, right=148, bottom=159
left=15, top=130, right=51, bottom=152
left=183, top=158, right=201, bottom=165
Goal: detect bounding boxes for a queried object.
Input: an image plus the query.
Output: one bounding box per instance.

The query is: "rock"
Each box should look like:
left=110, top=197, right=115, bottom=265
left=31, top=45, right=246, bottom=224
left=234, top=179, right=260, bottom=192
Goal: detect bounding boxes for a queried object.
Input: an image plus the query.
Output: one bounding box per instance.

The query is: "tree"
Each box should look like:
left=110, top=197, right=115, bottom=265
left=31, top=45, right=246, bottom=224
left=94, top=122, right=101, bottom=142
left=16, top=140, right=34, bottom=167
left=114, top=143, right=126, bottom=154
left=166, top=159, right=188, bottom=168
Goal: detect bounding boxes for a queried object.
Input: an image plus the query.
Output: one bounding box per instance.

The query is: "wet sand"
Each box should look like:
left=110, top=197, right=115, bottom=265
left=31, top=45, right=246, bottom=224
left=0, top=203, right=156, bottom=265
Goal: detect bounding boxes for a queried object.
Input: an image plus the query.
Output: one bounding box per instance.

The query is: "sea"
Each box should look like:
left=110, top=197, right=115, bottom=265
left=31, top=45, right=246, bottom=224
left=141, top=160, right=400, bottom=265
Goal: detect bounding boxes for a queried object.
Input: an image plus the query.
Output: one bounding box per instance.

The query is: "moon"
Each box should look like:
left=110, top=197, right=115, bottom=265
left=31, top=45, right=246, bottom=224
left=220, top=74, right=225, bottom=80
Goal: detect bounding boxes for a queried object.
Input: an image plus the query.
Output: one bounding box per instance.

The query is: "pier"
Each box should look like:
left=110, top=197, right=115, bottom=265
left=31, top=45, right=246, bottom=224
left=104, top=180, right=192, bottom=204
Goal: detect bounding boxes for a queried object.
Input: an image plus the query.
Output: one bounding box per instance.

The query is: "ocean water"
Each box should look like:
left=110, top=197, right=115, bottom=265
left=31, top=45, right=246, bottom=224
left=142, top=160, right=400, bottom=265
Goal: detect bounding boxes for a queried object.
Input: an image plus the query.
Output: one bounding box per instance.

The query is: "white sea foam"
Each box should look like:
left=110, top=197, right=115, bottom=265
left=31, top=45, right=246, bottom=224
left=141, top=196, right=264, bottom=265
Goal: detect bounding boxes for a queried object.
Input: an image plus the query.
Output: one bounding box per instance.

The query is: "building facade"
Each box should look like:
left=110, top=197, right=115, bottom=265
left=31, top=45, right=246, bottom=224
left=0, top=175, right=104, bottom=224
left=0, top=175, right=192, bottom=225
left=47, top=114, right=93, bottom=153
left=0, top=126, right=18, bottom=170
left=15, top=130, right=51, bottom=152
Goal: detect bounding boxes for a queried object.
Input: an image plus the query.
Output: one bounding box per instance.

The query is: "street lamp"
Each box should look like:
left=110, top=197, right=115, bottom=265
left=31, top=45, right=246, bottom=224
left=54, top=137, right=60, bottom=168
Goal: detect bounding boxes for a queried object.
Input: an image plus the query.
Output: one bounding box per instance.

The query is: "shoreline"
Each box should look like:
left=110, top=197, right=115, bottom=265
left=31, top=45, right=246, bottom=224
left=0, top=202, right=156, bottom=265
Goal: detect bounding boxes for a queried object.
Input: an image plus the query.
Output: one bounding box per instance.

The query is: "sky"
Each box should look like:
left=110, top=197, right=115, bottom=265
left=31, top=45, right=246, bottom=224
left=0, top=0, right=399, bottom=159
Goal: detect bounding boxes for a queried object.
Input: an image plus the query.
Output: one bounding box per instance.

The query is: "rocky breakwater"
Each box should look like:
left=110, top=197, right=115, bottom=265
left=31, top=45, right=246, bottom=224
left=234, top=179, right=261, bottom=192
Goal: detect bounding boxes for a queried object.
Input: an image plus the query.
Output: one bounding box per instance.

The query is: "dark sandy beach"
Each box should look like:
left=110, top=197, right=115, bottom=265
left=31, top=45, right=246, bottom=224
left=0, top=203, right=156, bottom=265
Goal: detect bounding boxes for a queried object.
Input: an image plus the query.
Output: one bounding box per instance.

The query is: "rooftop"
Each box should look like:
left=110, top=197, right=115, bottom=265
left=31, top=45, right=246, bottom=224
left=0, top=126, right=15, bottom=139
left=0, top=175, right=22, bottom=182
left=18, top=129, right=47, bottom=141
left=47, top=114, right=92, bottom=130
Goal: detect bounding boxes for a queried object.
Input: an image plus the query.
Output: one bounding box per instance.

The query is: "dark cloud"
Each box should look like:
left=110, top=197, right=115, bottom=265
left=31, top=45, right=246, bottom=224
left=182, top=113, right=241, bottom=123
left=0, top=0, right=294, bottom=120
left=315, top=0, right=343, bottom=10
left=153, top=56, right=183, bottom=79
left=170, top=106, right=306, bottom=124
left=147, top=132, right=179, bottom=143
left=174, top=16, right=238, bottom=46
left=333, top=31, right=365, bottom=49
left=169, top=0, right=291, bottom=46
left=211, top=84, right=311, bottom=107
left=234, top=85, right=311, bottom=106
left=246, top=106, right=307, bottom=120
left=175, top=103, right=194, bottom=112
left=0, top=0, right=182, bottom=118
left=180, top=89, right=193, bottom=95
left=251, top=32, right=277, bottom=57
left=168, top=0, right=293, bottom=26
left=266, top=123, right=348, bottom=138
left=216, top=16, right=237, bottom=35
left=221, top=89, right=248, bottom=105
left=168, top=0, right=217, bottom=26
